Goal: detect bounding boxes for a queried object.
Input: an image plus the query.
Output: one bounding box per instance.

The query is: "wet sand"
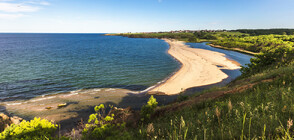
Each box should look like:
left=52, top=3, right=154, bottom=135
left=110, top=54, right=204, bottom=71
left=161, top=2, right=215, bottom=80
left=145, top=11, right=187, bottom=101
left=149, top=39, right=240, bottom=95
left=0, top=88, right=177, bottom=131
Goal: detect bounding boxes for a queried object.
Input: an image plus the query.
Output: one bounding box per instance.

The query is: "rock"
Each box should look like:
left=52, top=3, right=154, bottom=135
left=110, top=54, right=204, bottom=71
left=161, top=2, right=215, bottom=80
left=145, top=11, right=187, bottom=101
left=45, top=107, right=53, bottom=110
left=58, top=103, right=67, bottom=108
left=10, top=116, right=23, bottom=125
left=0, top=113, right=24, bottom=132
left=0, top=113, right=11, bottom=132
left=0, top=113, right=9, bottom=121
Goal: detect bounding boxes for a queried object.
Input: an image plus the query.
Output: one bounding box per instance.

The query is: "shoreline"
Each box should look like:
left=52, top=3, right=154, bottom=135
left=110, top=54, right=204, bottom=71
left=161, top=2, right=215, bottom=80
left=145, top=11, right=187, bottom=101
left=0, top=38, right=244, bottom=128
left=208, top=44, right=258, bottom=56
left=148, top=39, right=241, bottom=95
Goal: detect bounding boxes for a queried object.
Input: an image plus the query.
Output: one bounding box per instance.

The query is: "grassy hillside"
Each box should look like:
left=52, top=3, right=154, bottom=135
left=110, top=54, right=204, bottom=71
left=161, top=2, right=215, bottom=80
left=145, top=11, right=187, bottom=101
left=135, top=63, right=294, bottom=139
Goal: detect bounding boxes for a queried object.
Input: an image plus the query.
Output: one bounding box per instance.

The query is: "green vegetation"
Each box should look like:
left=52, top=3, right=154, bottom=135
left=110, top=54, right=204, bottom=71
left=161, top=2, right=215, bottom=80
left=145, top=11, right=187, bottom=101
left=1, top=30, right=294, bottom=139
left=115, top=31, right=246, bottom=43
left=214, top=34, right=294, bottom=52
left=140, top=95, right=158, bottom=123
left=241, top=43, right=294, bottom=75
left=235, top=29, right=294, bottom=36
left=82, top=104, right=131, bottom=140
left=118, top=32, right=197, bottom=42
left=117, top=31, right=294, bottom=54
left=137, top=64, right=294, bottom=139
left=0, top=118, right=57, bottom=140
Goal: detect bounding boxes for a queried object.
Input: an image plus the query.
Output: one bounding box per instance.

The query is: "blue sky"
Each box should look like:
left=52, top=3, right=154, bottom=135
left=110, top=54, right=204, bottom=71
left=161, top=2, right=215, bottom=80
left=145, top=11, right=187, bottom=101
left=0, top=0, right=293, bottom=33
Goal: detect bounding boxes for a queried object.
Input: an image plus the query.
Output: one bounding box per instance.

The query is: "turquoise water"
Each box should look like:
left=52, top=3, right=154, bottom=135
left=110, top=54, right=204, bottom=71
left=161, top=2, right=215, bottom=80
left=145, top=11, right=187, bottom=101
left=0, top=34, right=179, bottom=101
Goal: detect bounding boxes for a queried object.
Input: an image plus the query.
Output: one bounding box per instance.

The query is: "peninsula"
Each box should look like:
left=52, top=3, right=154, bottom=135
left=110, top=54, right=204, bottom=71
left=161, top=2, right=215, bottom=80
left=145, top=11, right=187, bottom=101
left=149, top=39, right=240, bottom=95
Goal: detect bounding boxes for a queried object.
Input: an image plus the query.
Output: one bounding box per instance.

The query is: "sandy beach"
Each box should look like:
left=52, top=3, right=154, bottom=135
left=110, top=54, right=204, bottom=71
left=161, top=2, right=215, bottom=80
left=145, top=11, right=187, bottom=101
left=149, top=39, right=241, bottom=95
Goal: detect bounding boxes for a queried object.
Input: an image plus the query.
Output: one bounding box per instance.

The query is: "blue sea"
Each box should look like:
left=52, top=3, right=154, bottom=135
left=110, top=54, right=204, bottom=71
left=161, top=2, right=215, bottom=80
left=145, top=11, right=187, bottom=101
left=0, top=34, right=252, bottom=101
left=0, top=34, right=180, bottom=101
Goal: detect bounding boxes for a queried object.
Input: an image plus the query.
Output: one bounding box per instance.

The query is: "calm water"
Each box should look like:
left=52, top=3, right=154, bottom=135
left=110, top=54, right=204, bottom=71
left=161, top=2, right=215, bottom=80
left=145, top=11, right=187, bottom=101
left=0, top=34, right=179, bottom=101
left=0, top=34, right=252, bottom=102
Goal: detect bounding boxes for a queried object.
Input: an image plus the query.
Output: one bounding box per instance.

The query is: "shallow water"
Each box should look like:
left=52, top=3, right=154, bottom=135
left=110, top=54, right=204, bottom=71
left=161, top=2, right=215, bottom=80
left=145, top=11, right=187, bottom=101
left=0, top=38, right=253, bottom=125
left=0, top=34, right=179, bottom=101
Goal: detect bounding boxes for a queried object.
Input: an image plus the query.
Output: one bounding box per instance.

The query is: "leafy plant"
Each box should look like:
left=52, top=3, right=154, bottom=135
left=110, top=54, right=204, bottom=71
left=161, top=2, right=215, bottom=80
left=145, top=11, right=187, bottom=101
left=82, top=104, right=131, bottom=140
left=140, top=95, right=158, bottom=123
left=0, top=117, right=57, bottom=140
left=241, top=44, right=294, bottom=75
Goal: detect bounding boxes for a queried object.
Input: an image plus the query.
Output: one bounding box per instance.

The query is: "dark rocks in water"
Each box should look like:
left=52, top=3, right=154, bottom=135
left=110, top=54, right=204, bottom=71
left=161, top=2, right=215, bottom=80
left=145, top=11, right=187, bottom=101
left=0, top=113, right=23, bottom=132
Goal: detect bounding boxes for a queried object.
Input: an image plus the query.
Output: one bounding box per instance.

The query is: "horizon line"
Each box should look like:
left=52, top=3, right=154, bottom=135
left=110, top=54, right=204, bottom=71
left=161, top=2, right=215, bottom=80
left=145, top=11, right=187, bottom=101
left=0, top=28, right=294, bottom=34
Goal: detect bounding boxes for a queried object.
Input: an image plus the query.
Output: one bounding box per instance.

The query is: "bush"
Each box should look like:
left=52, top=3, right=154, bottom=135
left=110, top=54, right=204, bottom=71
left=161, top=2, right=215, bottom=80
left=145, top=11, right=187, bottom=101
left=188, top=37, right=199, bottom=42
left=0, top=117, right=57, bottom=140
left=82, top=104, right=131, bottom=140
left=241, top=45, right=294, bottom=75
left=140, top=96, right=158, bottom=123
left=176, top=94, right=189, bottom=102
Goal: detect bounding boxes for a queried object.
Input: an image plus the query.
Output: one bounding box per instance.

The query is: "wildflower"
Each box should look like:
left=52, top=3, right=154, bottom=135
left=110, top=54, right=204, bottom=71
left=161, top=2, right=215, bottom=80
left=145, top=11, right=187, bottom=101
left=240, top=102, right=244, bottom=107
left=287, top=119, right=293, bottom=129
left=228, top=100, right=233, bottom=112
left=215, top=107, right=221, bottom=119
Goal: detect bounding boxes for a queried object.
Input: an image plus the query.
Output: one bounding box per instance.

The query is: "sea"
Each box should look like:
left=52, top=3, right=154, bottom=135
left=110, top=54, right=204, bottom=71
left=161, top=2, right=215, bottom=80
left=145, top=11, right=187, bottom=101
left=0, top=33, right=252, bottom=102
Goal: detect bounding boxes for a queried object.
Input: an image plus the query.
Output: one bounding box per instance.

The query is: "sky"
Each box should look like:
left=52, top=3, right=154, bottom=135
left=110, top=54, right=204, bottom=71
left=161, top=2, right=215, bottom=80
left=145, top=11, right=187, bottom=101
left=0, top=0, right=293, bottom=33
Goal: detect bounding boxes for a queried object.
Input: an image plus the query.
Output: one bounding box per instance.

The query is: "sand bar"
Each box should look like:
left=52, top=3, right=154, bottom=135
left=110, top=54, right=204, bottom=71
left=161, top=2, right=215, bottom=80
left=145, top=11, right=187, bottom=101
left=149, top=39, right=241, bottom=95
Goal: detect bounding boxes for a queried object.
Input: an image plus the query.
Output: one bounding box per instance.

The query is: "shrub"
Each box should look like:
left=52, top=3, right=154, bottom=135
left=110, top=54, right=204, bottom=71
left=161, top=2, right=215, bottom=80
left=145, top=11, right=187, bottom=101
left=176, top=94, right=189, bottom=102
left=0, top=117, right=57, bottom=140
left=241, top=45, right=294, bottom=75
left=140, top=95, right=158, bottom=123
left=188, top=37, right=199, bottom=42
left=82, top=104, right=131, bottom=140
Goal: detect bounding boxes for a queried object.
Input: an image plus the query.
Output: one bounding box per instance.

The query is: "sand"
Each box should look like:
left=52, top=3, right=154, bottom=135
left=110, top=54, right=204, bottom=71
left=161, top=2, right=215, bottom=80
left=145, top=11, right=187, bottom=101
left=149, top=39, right=241, bottom=95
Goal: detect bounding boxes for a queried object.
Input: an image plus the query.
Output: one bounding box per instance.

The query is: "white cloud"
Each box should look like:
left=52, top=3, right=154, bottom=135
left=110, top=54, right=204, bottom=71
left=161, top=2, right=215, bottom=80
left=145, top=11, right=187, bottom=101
left=39, top=1, right=50, bottom=5
left=0, top=2, right=39, bottom=12
left=0, top=13, right=24, bottom=19
left=26, top=0, right=50, bottom=6
left=158, top=0, right=163, bottom=3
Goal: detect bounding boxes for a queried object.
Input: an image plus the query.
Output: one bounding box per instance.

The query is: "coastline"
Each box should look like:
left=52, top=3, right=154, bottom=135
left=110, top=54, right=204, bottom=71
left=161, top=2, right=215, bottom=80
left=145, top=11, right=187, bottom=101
left=208, top=44, right=258, bottom=56
left=148, top=39, right=241, bottom=95
left=0, top=38, right=245, bottom=129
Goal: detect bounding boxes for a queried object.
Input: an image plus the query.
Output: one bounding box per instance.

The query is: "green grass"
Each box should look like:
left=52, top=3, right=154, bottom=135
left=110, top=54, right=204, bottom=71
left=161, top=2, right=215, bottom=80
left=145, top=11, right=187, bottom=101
left=135, top=64, right=294, bottom=139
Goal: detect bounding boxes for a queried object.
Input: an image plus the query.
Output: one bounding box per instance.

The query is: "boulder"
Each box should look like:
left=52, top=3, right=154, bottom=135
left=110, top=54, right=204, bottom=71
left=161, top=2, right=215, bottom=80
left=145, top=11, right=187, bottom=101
left=0, top=113, right=23, bottom=132
left=10, top=116, right=23, bottom=125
